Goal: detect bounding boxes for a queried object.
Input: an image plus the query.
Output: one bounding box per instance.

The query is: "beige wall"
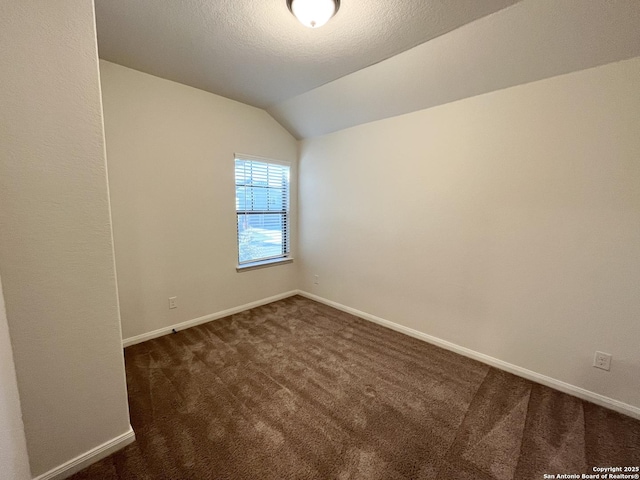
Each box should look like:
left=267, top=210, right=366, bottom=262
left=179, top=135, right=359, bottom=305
left=0, top=1, right=131, bottom=476
left=298, top=58, right=640, bottom=409
left=99, top=61, right=298, bottom=341
left=0, top=275, right=30, bottom=479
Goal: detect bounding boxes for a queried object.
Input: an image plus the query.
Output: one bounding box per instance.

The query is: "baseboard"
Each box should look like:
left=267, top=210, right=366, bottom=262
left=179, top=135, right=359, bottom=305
left=122, top=290, right=299, bottom=347
left=297, top=290, right=640, bottom=420
left=33, top=426, right=135, bottom=480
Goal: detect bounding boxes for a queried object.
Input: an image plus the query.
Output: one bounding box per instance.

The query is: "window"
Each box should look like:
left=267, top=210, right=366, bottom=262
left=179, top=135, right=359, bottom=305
left=235, top=156, right=290, bottom=268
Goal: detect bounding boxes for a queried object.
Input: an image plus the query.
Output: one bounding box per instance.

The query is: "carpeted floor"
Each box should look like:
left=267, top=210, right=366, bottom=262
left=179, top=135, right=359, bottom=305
left=71, top=295, right=640, bottom=479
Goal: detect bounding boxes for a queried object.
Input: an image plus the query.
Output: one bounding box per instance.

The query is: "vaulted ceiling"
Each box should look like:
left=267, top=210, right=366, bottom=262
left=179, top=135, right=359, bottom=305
left=95, top=0, right=640, bottom=139
left=95, top=0, right=519, bottom=107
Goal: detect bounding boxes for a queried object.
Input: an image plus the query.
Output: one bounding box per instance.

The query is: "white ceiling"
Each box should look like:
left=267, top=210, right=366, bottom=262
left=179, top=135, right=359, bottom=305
left=94, top=0, right=519, bottom=108
left=268, top=0, right=640, bottom=138
left=95, top=0, right=640, bottom=140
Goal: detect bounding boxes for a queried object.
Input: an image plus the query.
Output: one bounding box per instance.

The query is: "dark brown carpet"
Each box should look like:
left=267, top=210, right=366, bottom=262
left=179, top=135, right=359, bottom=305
left=71, top=295, right=640, bottom=479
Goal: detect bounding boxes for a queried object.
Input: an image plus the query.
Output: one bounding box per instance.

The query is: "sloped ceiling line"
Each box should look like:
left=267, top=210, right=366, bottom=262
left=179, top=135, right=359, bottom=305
left=96, top=0, right=640, bottom=140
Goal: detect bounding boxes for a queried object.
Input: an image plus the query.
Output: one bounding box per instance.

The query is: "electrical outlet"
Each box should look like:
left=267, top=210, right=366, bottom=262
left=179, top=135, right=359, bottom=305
left=169, top=296, right=177, bottom=309
left=593, top=351, right=612, bottom=371
left=314, top=275, right=319, bottom=285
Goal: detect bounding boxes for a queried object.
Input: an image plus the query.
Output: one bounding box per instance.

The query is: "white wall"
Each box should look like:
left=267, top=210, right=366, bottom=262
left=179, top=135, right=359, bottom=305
left=0, top=1, right=131, bottom=476
left=99, top=61, right=298, bottom=341
left=0, top=275, right=31, bottom=479
left=298, top=58, right=640, bottom=410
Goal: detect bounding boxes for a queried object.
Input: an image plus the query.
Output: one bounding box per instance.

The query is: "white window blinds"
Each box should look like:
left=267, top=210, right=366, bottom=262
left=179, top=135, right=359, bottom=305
left=235, top=157, right=290, bottom=265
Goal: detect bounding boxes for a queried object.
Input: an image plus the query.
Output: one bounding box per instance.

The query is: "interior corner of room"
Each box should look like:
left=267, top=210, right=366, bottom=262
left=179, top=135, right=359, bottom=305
left=1, top=0, right=639, bottom=478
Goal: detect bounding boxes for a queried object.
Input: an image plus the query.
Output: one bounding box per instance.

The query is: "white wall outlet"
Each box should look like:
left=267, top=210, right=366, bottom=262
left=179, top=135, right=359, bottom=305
left=314, top=275, right=319, bottom=285
left=593, top=351, right=612, bottom=371
left=169, top=296, right=177, bottom=309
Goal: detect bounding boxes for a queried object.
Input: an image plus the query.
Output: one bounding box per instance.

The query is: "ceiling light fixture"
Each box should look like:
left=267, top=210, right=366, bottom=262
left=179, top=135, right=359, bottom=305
left=286, top=0, right=340, bottom=28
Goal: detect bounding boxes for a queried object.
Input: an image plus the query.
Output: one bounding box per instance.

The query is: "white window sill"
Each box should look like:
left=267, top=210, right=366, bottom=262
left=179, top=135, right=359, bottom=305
left=236, top=257, right=293, bottom=272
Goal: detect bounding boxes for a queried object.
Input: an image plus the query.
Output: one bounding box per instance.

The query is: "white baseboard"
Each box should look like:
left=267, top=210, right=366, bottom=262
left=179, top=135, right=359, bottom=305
left=122, top=290, right=299, bottom=347
left=297, top=290, right=640, bottom=420
left=33, top=426, right=135, bottom=480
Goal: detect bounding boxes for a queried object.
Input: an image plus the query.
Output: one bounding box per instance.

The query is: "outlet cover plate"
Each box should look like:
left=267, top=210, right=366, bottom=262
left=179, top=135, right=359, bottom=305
left=593, top=351, right=612, bottom=371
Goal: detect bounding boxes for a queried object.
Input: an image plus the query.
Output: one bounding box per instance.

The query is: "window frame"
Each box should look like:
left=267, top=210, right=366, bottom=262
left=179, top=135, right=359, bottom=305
left=234, top=154, right=293, bottom=272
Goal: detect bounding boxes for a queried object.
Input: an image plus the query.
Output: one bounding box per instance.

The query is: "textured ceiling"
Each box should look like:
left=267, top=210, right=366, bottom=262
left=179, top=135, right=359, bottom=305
left=269, top=0, right=640, bottom=138
left=94, top=0, right=519, bottom=108
left=96, top=0, right=640, bottom=140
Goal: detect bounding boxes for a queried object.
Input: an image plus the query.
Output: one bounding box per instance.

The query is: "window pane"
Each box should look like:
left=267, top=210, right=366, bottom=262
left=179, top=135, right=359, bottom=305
left=237, top=213, right=286, bottom=263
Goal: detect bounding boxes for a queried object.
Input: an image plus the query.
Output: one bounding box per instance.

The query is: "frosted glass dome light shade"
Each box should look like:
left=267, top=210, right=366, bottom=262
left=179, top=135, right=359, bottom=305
left=287, top=0, right=340, bottom=28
